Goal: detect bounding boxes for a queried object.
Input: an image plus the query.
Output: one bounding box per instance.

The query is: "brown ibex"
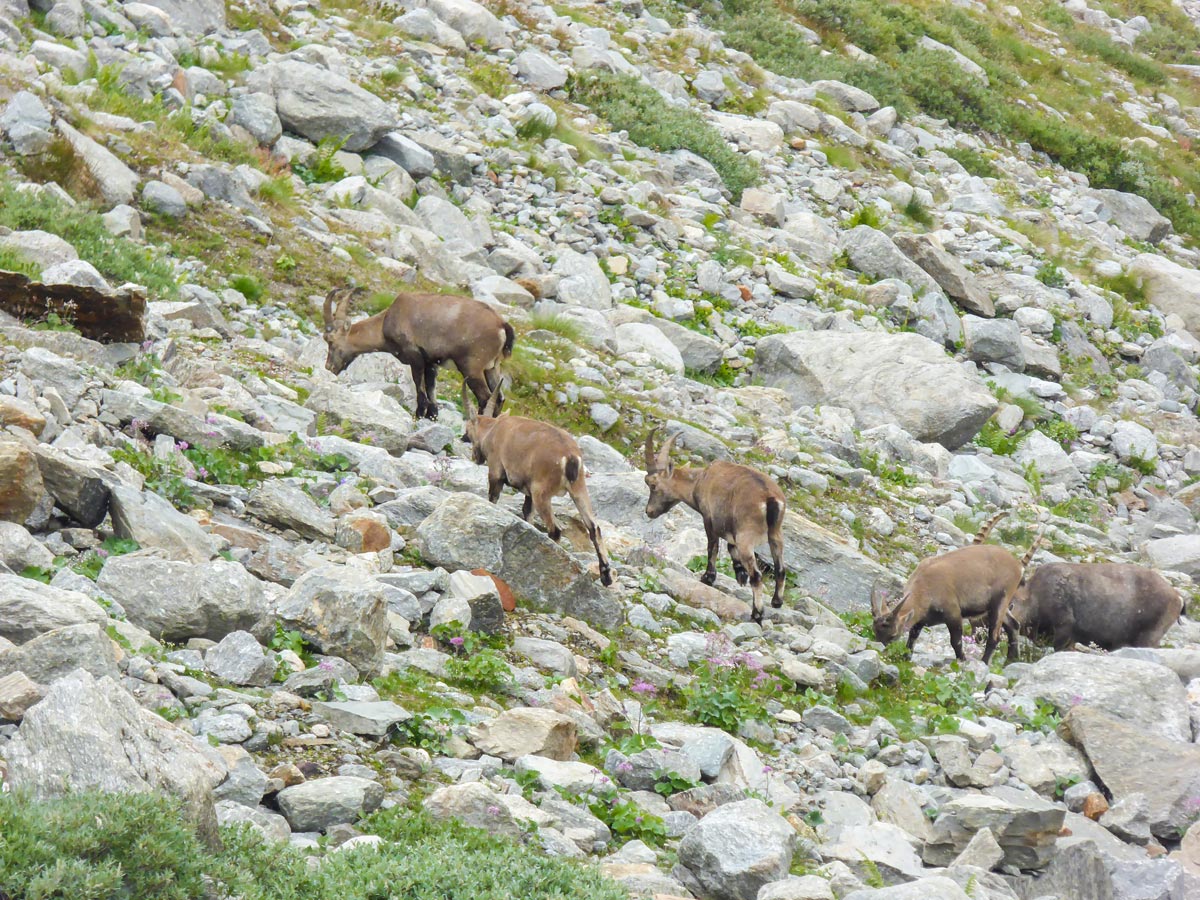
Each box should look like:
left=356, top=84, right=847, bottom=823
left=322, top=286, right=515, bottom=420
left=871, top=513, right=1041, bottom=663
left=1006, top=562, right=1182, bottom=654
left=643, top=429, right=786, bottom=625
left=462, top=382, right=613, bottom=587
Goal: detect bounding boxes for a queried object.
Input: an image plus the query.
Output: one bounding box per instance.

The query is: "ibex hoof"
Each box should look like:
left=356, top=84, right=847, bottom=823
left=699, top=571, right=717, bottom=586
left=600, top=570, right=613, bottom=587
left=750, top=611, right=763, bottom=626
left=771, top=597, right=784, bottom=609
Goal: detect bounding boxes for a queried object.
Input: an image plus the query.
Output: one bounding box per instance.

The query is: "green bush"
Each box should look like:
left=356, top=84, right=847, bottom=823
left=681, top=632, right=781, bottom=731
left=943, top=146, right=1000, bottom=179
left=0, top=792, right=628, bottom=900
left=568, top=70, right=760, bottom=198
left=0, top=181, right=178, bottom=296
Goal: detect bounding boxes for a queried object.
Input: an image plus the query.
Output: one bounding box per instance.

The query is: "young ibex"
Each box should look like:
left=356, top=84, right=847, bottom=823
left=322, top=286, right=515, bottom=420
left=1006, top=562, right=1182, bottom=654
left=462, top=383, right=613, bottom=587
left=643, top=429, right=787, bottom=625
left=871, top=513, right=1041, bottom=663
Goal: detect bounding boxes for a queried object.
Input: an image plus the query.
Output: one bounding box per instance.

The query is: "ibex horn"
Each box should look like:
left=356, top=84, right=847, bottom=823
left=461, top=381, right=474, bottom=420
left=657, top=431, right=679, bottom=472
left=644, top=427, right=659, bottom=472
left=482, top=376, right=507, bottom=418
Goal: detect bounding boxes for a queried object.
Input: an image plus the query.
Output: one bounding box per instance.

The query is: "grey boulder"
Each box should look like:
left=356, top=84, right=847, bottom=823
left=676, top=799, right=796, bottom=900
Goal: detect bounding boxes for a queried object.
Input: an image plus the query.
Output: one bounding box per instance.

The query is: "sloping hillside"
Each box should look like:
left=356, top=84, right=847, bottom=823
left=2, top=0, right=1200, bottom=898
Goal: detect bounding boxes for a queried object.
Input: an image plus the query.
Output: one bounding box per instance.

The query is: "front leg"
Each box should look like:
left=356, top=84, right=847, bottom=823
left=700, top=522, right=719, bottom=586
left=948, top=618, right=966, bottom=662
left=487, top=463, right=506, bottom=503
left=422, top=362, right=439, bottom=420
left=905, top=622, right=925, bottom=656
left=408, top=362, right=428, bottom=418
left=521, top=493, right=533, bottom=521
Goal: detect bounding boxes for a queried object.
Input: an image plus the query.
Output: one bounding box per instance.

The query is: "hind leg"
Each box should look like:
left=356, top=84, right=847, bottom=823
left=464, top=372, right=492, bottom=412
left=728, top=542, right=749, bottom=585
left=735, top=540, right=764, bottom=625
left=533, top=491, right=561, bottom=541
left=568, top=481, right=613, bottom=587
left=408, top=362, right=429, bottom=418
left=769, top=530, right=786, bottom=609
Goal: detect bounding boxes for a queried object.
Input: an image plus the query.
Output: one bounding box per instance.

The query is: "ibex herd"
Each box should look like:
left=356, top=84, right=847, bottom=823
left=324, top=287, right=1182, bottom=656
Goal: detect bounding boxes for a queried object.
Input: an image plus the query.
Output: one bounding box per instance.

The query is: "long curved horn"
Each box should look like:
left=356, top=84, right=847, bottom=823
left=323, top=288, right=341, bottom=331
left=334, top=286, right=356, bottom=322
left=972, top=510, right=1009, bottom=544
left=481, top=376, right=506, bottom=418
left=644, top=427, right=659, bottom=472
left=657, top=431, right=679, bottom=472
left=1021, top=527, right=1045, bottom=568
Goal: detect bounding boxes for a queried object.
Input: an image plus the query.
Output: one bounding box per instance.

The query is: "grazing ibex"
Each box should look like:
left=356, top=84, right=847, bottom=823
left=323, top=286, right=515, bottom=420
left=1006, top=562, right=1182, bottom=654
left=872, top=513, right=1041, bottom=663
left=462, top=382, right=612, bottom=587
left=643, top=429, right=786, bottom=625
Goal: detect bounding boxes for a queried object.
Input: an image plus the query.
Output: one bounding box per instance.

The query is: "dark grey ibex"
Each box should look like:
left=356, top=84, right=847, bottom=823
left=643, top=429, right=787, bottom=625
left=322, top=286, right=515, bottom=420
left=872, top=513, right=1041, bottom=663
left=1006, top=562, right=1182, bottom=653
left=462, top=382, right=613, bottom=587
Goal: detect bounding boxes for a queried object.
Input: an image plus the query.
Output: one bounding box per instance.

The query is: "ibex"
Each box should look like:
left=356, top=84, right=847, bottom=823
left=1006, top=562, right=1182, bottom=654
left=643, top=429, right=786, bottom=625
left=322, top=286, right=515, bottom=420
left=871, top=513, right=1040, bottom=664
left=462, top=382, right=612, bottom=587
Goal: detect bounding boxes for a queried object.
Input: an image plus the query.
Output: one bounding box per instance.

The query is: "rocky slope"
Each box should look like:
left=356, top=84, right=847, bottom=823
left=3, top=0, right=1200, bottom=898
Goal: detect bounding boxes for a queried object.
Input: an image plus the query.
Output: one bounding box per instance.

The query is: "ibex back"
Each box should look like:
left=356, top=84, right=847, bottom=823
left=322, top=286, right=514, bottom=420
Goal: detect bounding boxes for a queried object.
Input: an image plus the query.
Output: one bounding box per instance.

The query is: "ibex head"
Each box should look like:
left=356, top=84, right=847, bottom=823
left=870, top=575, right=913, bottom=645
left=322, top=286, right=365, bottom=375
left=643, top=427, right=684, bottom=519
left=461, top=377, right=505, bottom=463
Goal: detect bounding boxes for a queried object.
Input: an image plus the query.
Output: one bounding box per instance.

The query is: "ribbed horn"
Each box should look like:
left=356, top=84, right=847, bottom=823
left=644, top=427, right=659, bottom=472
left=657, top=431, right=679, bottom=472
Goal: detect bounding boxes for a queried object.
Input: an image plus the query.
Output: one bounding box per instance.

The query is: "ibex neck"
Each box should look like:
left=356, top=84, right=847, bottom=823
left=347, top=314, right=388, bottom=353
left=668, top=466, right=705, bottom=512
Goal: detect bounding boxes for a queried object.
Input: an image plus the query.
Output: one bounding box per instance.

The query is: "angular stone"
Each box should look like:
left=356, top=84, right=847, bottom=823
left=0, top=670, right=44, bottom=721
left=55, top=119, right=138, bottom=205
left=0, top=575, right=107, bottom=644
left=893, top=233, right=994, bottom=317
left=311, top=700, right=412, bottom=737
left=963, top=315, right=1024, bottom=370
left=247, top=60, right=397, bottom=152
left=276, top=776, right=384, bottom=832
left=1092, top=188, right=1171, bottom=244
left=277, top=566, right=389, bottom=675
left=32, top=444, right=112, bottom=527
left=755, top=331, right=996, bottom=449
left=96, top=555, right=271, bottom=643
left=1014, top=652, right=1192, bottom=742
left=1065, top=706, right=1200, bottom=840
left=248, top=480, right=336, bottom=542
left=470, top=707, right=577, bottom=761
left=415, top=493, right=621, bottom=629
left=676, top=799, right=796, bottom=900
left=0, top=623, right=120, bottom=683
left=1127, top=253, right=1200, bottom=338
left=5, top=669, right=225, bottom=844
left=424, top=781, right=521, bottom=836
left=923, top=793, right=1064, bottom=871
left=109, top=485, right=216, bottom=564
left=839, top=226, right=944, bottom=299
left=0, top=436, right=43, bottom=523
left=204, top=631, right=274, bottom=687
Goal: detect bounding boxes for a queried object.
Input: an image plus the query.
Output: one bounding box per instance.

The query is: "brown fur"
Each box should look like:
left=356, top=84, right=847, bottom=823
left=322, top=287, right=514, bottom=420
left=462, top=384, right=612, bottom=587
left=643, top=429, right=787, bottom=625
left=872, top=516, right=1040, bottom=663
left=1007, top=562, right=1182, bottom=653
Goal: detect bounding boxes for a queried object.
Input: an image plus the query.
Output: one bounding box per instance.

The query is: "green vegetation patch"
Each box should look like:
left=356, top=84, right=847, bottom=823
left=0, top=180, right=178, bottom=296
left=0, top=791, right=628, bottom=900
left=568, top=70, right=760, bottom=198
